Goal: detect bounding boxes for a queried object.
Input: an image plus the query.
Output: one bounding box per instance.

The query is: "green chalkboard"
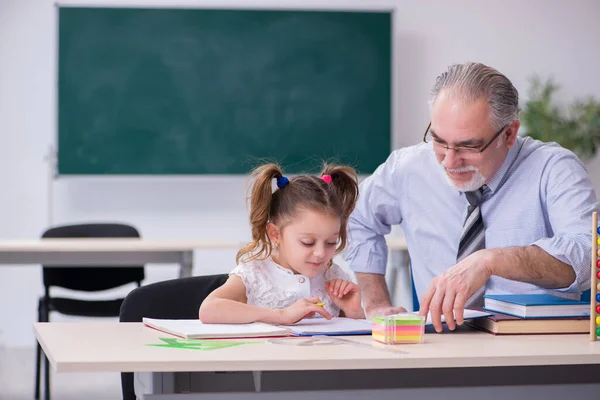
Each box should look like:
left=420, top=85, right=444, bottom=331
left=58, top=7, right=391, bottom=175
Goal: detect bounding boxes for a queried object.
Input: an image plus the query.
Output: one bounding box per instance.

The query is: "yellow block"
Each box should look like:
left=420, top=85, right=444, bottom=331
left=372, top=334, right=423, bottom=343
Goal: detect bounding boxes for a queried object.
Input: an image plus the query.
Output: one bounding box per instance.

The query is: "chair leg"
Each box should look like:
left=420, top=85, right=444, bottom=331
left=44, top=355, right=50, bottom=400
left=34, top=300, right=42, bottom=399
left=39, top=298, right=51, bottom=400
left=35, top=343, right=41, bottom=399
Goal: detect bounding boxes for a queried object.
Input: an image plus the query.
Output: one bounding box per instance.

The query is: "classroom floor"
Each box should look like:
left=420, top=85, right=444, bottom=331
left=0, top=346, right=121, bottom=400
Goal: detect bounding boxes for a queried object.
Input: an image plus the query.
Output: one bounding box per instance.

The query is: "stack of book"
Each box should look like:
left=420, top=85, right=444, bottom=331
left=466, top=294, right=589, bottom=335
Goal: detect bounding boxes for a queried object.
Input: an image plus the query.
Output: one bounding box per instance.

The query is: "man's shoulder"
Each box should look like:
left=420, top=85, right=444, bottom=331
left=517, top=136, right=582, bottom=164
left=384, top=142, right=434, bottom=169
left=511, top=136, right=589, bottom=189
left=365, top=143, right=439, bottom=188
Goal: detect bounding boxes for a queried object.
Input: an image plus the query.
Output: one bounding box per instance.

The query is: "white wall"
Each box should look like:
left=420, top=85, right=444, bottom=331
left=1, top=0, right=599, bottom=348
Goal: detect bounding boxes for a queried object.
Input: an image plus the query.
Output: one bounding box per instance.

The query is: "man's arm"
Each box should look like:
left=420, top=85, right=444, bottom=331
left=355, top=272, right=406, bottom=317
left=344, top=150, right=406, bottom=311
left=421, top=152, right=598, bottom=332
left=419, top=244, right=576, bottom=333
left=526, top=154, right=598, bottom=295
left=489, top=245, right=575, bottom=288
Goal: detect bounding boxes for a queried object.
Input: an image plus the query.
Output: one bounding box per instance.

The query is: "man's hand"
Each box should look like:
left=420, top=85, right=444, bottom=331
left=355, top=272, right=406, bottom=318
left=419, top=250, right=492, bottom=332
left=365, top=304, right=407, bottom=319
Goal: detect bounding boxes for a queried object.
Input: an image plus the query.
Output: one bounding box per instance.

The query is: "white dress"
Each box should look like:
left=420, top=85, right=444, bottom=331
left=230, top=257, right=352, bottom=318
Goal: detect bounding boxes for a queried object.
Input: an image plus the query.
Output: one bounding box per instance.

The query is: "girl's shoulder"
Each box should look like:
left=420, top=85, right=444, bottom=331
left=230, top=258, right=286, bottom=299
left=230, top=257, right=287, bottom=287
left=230, top=257, right=269, bottom=276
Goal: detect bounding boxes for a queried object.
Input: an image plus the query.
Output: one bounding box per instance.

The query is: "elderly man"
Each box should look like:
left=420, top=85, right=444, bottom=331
left=345, top=62, right=598, bottom=332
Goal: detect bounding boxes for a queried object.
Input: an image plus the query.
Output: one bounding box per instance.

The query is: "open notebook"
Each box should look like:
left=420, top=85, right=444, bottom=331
left=143, top=318, right=289, bottom=339
left=142, top=317, right=372, bottom=339
left=280, top=317, right=372, bottom=336
left=285, top=310, right=493, bottom=332
left=143, top=309, right=491, bottom=339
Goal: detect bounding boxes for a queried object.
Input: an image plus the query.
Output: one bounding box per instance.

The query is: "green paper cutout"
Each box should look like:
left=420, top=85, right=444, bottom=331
left=147, top=338, right=262, bottom=351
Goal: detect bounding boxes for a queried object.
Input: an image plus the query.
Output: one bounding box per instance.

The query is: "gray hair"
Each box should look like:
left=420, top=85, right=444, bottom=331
left=429, top=62, right=520, bottom=129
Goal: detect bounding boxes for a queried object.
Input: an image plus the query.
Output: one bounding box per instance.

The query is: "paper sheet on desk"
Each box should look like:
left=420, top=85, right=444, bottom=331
left=425, top=309, right=491, bottom=326
left=277, top=310, right=492, bottom=336
left=278, top=317, right=372, bottom=336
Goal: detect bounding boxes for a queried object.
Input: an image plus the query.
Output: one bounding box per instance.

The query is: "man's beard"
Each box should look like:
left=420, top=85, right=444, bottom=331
left=442, top=164, right=486, bottom=192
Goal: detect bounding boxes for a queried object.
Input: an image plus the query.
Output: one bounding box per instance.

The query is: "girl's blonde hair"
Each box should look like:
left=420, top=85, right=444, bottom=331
left=236, top=163, right=359, bottom=264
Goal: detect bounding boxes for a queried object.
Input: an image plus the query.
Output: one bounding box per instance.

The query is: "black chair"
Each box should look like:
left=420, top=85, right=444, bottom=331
left=119, top=274, right=228, bottom=400
left=35, top=223, right=145, bottom=400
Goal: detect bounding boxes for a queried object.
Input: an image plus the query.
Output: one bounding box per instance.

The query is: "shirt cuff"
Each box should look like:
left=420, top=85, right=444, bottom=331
left=344, top=239, right=388, bottom=275
left=532, top=237, right=590, bottom=295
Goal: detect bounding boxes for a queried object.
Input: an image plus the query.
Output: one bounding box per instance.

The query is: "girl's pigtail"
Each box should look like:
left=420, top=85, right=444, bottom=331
left=321, top=164, right=359, bottom=253
left=236, top=164, right=283, bottom=263
left=321, top=164, right=359, bottom=221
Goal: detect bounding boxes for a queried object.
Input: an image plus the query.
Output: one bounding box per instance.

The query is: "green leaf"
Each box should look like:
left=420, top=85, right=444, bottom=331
left=146, top=337, right=263, bottom=351
left=521, top=75, right=600, bottom=162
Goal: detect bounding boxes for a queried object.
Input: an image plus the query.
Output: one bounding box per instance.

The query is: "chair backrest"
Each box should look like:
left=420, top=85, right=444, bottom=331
left=41, top=223, right=145, bottom=291
left=119, top=274, right=228, bottom=400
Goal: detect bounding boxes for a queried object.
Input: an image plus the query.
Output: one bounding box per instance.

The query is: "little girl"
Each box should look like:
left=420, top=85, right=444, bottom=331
left=199, top=163, right=365, bottom=324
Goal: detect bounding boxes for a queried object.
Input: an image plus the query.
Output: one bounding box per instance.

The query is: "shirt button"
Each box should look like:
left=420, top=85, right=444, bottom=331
left=299, top=277, right=305, bottom=283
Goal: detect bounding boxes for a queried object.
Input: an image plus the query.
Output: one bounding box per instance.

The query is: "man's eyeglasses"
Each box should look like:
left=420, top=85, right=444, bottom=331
left=423, top=122, right=509, bottom=157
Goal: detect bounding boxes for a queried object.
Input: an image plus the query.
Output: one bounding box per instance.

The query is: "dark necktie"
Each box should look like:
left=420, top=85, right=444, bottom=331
left=457, top=187, right=485, bottom=262
left=457, top=187, right=487, bottom=307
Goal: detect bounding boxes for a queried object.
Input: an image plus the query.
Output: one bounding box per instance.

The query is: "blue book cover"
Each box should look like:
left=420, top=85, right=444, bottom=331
left=483, top=294, right=589, bottom=318
left=483, top=294, right=587, bottom=306
left=290, top=330, right=371, bottom=337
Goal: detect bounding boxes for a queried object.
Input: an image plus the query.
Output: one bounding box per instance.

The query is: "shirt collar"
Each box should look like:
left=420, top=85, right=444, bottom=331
left=448, top=137, right=522, bottom=199
left=485, top=136, right=523, bottom=194
left=267, top=256, right=295, bottom=275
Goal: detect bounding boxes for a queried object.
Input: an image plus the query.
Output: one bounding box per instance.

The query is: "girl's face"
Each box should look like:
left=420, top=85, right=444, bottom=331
left=268, top=208, right=340, bottom=278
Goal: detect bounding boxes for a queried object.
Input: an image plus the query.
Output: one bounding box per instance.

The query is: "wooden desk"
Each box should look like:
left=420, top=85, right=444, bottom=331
left=0, top=239, right=244, bottom=278
left=0, top=236, right=409, bottom=280
left=34, top=322, right=600, bottom=399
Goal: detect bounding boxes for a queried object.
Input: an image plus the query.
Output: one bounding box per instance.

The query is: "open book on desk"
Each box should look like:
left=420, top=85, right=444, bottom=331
left=143, top=310, right=491, bottom=340
left=279, top=317, right=372, bottom=336
left=286, top=310, right=490, bottom=336
left=240, top=309, right=491, bottom=335
left=142, top=317, right=372, bottom=339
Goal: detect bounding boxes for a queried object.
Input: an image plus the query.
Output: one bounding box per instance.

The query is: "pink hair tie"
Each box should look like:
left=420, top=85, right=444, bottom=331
left=321, top=175, right=332, bottom=184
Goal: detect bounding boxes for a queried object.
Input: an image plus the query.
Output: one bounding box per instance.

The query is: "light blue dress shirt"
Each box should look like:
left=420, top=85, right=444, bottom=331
left=345, top=136, right=599, bottom=302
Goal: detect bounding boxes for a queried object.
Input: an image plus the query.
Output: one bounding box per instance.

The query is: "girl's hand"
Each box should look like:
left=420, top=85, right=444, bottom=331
left=278, top=297, right=332, bottom=325
left=326, top=279, right=365, bottom=319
